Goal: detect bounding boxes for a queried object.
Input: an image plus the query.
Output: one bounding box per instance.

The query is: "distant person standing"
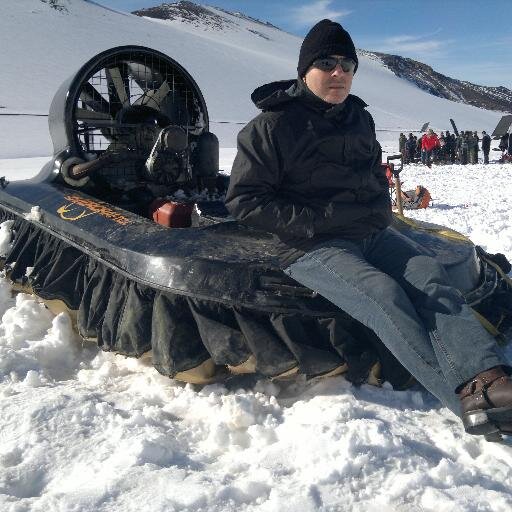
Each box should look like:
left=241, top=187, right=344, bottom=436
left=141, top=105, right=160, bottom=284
left=421, top=128, right=440, bottom=167
left=405, top=133, right=416, bottom=163
left=460, top=132, right=469, bottom=165
left=481, top=131, right=491, bottom=164
left=455, top=133, right=462, bottom=163
left=399, top=132, right=406, bottom=157
left=438, top=131, right=446, bottom=163
left=445, top=130, right=456, bottom=164
left=468, top=131, right=478, bottom=164
left=499, top=133, right=508, bottom=154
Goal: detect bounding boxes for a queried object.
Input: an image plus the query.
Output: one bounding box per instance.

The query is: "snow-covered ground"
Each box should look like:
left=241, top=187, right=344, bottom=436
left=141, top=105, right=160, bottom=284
left=1, top=155, right=512, bottom=512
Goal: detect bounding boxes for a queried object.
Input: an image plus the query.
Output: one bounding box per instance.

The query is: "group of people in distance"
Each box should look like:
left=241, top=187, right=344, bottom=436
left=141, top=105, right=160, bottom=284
left=399, top=129, right=499, bottom=167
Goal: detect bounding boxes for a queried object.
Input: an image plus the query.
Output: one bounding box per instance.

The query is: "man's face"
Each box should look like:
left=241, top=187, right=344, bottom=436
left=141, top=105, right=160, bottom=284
left=303, top=55, right=354, bottom=104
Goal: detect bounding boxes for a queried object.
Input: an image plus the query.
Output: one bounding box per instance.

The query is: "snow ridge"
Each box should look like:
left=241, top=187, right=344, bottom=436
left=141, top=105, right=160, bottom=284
left=373, top=52, right=512, bottom=113
left=0, top=0, right=507, bottom=158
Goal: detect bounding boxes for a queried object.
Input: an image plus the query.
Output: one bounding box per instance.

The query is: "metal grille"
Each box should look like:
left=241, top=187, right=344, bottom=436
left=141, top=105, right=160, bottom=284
left=74, top=50, right=201, bottom=156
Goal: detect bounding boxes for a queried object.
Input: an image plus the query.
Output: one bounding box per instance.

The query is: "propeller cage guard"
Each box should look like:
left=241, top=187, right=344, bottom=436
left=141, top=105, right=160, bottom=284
left=48, top=46, right=209, bottom=162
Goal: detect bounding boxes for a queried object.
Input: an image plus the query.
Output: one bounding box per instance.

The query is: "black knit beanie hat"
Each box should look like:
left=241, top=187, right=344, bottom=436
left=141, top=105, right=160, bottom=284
left=297, top=19, right=358, bottom=77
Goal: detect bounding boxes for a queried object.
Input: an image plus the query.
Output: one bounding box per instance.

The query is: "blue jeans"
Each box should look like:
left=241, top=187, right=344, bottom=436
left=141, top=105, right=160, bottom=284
left=284, top=227, right=506, bottom=415
left=423, top=149, right=433, bottom=166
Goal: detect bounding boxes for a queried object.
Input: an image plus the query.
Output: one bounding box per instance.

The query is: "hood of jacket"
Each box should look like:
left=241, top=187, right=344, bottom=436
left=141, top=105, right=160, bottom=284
left=250, top=78, right=368, bottom=117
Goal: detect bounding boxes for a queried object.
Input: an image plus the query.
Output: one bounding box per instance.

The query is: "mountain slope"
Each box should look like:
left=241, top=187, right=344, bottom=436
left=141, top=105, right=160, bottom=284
left=132, top=1, right=279, bottom=33
left=373, top=52, right=512, bottom=113
left=134, top=2, right=512, bottom=114
left=0, top=0, right=507, bottom=158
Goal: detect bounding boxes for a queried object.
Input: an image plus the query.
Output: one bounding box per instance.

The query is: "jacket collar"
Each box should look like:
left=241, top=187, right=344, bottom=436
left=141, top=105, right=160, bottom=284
left=251, top=78, right=368, bottom=118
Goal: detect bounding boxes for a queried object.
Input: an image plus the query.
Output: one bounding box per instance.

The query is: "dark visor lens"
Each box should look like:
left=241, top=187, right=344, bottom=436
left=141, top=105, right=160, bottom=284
left=313, top=57, right=356, bottom=73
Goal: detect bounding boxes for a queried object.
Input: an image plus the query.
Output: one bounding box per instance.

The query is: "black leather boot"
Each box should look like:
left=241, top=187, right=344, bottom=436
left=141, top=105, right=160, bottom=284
left=459, top=366, right=512, bottom=435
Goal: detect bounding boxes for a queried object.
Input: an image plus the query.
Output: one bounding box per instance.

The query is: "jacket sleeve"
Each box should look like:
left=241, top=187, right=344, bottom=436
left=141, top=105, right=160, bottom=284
left=225, top=117, right=324, bottom=239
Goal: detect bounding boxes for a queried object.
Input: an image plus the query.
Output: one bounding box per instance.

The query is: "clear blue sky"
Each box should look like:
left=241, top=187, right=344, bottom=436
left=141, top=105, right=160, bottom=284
left=96, top=0, right=512, bottom=88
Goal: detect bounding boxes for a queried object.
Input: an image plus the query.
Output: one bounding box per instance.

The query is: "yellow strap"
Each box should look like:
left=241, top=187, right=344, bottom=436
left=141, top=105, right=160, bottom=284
left=495, top=312, right=506, bottom=331
left=435, top=229, right=471, bottom=243
left=472, top=308, right=507, bottom=345
left=393, top=214, right=471, bottom=243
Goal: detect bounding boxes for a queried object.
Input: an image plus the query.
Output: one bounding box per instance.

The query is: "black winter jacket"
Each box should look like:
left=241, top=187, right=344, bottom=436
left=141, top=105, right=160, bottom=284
left=225, top=79, right=392, bottom=267
left=482, top=134, right=491, bottom=152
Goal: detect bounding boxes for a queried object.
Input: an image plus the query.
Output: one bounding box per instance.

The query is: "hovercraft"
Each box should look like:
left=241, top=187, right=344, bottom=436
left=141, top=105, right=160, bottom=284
left=0, top=46, right=510, bottom=388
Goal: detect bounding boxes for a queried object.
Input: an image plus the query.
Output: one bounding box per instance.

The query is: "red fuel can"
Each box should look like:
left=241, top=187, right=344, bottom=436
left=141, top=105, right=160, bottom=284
left=149, top=199, right=193, bottom=228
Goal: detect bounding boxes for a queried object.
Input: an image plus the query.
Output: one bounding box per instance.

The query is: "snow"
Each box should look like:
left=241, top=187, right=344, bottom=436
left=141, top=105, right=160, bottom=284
left=24, top=206, right=42, bottom=222
left=1, top=155, right=512, bottom=511
left=0, top=220, right=15, bottom=257
left=396, top=163, right=512, bottom=258
left=1, top=1, right=512, bottom=510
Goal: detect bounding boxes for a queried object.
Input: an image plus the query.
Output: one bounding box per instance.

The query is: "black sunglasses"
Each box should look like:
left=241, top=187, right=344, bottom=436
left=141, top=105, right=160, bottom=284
left=312, top=56, right=356, bottom=73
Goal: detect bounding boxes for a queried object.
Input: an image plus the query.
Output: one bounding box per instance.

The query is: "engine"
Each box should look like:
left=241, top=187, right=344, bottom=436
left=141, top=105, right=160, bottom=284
left=42, top=46, right=225, bottom=217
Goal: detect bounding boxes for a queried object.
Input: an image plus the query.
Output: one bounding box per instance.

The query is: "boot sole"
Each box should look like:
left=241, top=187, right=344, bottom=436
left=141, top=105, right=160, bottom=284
left=463, top=405, right=512, bottom=436
left=487, top=405, right=512, bottom=426
left=462, top=410, right=499, bottom=435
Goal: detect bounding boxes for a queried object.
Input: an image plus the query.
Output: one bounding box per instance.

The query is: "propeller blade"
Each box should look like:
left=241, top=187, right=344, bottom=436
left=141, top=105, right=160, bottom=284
left=125, top=61, right=164, bottom=90
left=75, top=108, right=113, bottom=122
left=135, top=81, right=171, bottom=110
left=106, top=66, right=130, bottom=107
left=152, top=80, right=171, bottom=105
left=79, top=82, right=111, bottom=114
